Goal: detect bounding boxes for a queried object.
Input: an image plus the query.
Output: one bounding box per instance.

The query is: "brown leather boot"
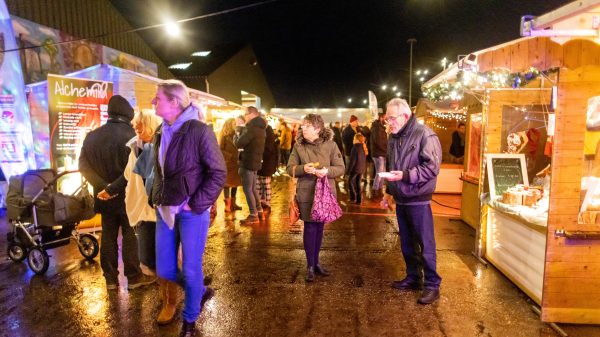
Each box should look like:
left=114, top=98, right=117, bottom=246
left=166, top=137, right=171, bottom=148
left=157, top=279, right=178, bottom=325
left=231, top=199, right=242, bottom=211
left=224, top=198, right=232, bottom=213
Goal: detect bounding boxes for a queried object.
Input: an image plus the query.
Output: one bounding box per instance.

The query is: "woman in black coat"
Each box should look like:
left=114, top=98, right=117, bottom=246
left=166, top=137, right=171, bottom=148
left=258, top=122, right=278, bottom=211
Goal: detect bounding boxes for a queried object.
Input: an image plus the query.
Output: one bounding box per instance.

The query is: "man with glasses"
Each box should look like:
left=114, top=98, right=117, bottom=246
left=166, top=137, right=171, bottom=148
left=234, top=106, right=267, bottom=224
left=380, top=98, right=442, bottom=305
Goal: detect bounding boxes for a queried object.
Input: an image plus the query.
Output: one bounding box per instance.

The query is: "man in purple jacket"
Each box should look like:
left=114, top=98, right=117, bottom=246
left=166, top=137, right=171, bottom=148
left=380, top=98, right=442, bottom=305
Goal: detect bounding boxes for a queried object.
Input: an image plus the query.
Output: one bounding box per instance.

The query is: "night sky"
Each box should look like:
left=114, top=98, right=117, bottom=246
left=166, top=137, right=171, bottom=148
left=110, top=0, right=571, bottom=108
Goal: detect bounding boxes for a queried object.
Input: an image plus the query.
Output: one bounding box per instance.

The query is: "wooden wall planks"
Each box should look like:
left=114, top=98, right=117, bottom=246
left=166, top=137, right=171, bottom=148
left=543, top=66, right=600, bottom=324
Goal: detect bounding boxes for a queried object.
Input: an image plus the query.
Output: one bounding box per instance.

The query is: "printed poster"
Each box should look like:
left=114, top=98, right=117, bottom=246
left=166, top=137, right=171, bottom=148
left=0, top=2, right=36, bottom=180
left=48, top=74, right=112, bottom=171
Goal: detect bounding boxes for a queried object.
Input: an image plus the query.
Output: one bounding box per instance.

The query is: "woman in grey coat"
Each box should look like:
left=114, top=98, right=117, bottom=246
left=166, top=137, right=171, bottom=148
left=287, top=114, right=345, bottom=282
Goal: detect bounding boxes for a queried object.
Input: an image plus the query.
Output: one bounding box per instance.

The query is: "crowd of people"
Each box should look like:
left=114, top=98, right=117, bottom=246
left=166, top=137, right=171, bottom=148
left=79, top=79, right=443, bottom=337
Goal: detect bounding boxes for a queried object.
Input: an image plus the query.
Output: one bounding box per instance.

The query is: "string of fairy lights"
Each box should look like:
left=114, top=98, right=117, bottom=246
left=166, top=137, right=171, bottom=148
left=423, top=67, right=559, bottom=102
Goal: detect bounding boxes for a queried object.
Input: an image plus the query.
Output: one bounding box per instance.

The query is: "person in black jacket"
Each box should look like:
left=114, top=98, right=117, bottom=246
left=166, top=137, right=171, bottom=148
left=258, top=122, right=278, bottom=213
left=342, top=115, right=359, bottom=165
left=234, top=106, right=266, bottom=225
left=449, top=123, right=466, bottom=163
left=370, top=112, right=388, bottom=197
left=347, top=133, right=368, bottom=204
left=380, top=98, right=442, bottom=305
left=331, top=121, right=344, bottom=163
left=79, top=95, right=156, bottom=290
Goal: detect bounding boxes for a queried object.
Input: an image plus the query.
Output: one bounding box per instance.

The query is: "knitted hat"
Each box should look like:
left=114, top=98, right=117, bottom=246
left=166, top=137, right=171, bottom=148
left=107, top=95, right=134, bottom=121
left=349, top=115, right=358, bottom=123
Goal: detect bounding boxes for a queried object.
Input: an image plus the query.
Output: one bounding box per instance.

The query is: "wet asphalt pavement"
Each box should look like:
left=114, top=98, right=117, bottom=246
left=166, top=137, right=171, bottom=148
left=1, top=176, right=599, bottom=337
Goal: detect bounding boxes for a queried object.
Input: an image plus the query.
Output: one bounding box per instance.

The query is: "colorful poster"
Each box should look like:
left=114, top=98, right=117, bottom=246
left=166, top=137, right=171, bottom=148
left=48, top=74, right=112, bottom=171
left=103, top=46, right=158, bottom=77
left=10, top=16, right=158, bottom=84
left=0, top=1, right=36, bottom=180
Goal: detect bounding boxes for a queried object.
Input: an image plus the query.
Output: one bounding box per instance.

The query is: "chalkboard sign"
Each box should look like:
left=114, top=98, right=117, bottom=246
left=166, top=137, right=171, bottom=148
left=486, top=154, right=529, bottom=199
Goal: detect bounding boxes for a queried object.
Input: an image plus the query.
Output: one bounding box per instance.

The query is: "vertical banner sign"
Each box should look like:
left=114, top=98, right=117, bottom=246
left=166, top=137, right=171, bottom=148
left=48, top=74, right=112, bottom=171
left=0, top=0, right=36, bottom=179
left=368, top=90, right=378, bottom=120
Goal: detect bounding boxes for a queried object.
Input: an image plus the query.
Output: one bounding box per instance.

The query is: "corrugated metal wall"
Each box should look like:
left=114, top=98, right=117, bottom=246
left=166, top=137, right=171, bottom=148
left=6, top=0, right=173, bottom=79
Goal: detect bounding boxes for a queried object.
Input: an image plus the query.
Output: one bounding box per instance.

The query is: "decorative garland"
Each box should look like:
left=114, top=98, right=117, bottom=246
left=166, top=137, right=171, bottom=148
left=430, top=109, right=467, bottom=122
left=423, top=67, right=559, bottom=102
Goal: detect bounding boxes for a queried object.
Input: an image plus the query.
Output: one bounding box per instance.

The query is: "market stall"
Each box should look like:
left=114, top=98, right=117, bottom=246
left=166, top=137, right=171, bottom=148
left=421, top=0, right=600, bottom=324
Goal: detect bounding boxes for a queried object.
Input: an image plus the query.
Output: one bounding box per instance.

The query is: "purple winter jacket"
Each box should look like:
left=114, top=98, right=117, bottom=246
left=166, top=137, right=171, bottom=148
left=386, top=114, right=441, bottom=203
left=150, top=119, right=226, bottom=214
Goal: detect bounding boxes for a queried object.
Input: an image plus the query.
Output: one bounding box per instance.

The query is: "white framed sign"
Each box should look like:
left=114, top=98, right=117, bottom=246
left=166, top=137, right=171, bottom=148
left=486, top=153, right=528, bottom=199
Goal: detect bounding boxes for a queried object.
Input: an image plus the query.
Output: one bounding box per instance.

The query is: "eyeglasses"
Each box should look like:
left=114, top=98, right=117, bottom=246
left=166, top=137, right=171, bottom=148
left=385, top=115, right=403, bottom=122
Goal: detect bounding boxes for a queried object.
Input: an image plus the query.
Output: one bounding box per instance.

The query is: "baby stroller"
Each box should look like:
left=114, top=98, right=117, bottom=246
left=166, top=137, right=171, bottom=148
left=6, top=169, right=99, bottom=275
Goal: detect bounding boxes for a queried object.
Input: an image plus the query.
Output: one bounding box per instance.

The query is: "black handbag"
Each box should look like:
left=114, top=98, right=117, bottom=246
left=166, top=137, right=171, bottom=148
left=53, top=182, right=95, bottom=224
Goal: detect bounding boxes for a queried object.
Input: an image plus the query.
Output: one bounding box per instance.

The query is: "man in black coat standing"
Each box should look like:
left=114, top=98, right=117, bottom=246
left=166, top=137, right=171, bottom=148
left=342, top=115, right=359, bottom=165
left=79, top=95, right=156, bottom=290
left=234, top=106, right=266, bottom=224
left=370, top=112, right=388, bottom=197
left=331, top=121, right=344, bottom=163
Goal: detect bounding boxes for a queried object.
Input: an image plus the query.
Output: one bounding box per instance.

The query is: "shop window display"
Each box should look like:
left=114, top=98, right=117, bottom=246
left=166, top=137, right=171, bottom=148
left=579, top=96, right=600, bottom=224
left=488, top=104, right=552, bottom=227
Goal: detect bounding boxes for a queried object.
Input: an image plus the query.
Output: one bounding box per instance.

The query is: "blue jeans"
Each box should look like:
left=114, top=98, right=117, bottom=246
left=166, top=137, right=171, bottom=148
left=156, top=209, right=209, bottom=322
left=239, top=167, right=262, bottom=215
left=372, top=156, right=386, bottom=190
left=395, top=203, right=441, bottom=289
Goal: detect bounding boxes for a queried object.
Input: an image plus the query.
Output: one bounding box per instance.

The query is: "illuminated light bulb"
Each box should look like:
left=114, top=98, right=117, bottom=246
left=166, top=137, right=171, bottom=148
left=165, top=22, right=181, bottom=36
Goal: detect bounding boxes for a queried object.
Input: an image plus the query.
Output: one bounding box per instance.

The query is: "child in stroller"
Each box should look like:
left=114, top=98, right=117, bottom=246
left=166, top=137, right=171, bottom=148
left=6, top=169, right=98, bottom=275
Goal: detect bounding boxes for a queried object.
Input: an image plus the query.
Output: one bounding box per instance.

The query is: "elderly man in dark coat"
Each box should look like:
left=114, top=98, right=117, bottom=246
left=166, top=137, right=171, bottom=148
left=380, top=98, right=442, bottom=305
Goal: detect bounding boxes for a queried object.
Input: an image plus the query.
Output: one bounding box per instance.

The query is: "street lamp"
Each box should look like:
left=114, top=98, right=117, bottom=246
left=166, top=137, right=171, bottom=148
left=347, top=98, right=352, bottom=103
left=441, top=57, right=448, bottom=70
left=392, top=85, right=397, bottom=91
left=363, top=99, right=367, bottom=104
left=165, top=21, right=180, bottom=36
left=381, top=84, right=388, bottom=91
left=407, top=38, right=417, bottom=107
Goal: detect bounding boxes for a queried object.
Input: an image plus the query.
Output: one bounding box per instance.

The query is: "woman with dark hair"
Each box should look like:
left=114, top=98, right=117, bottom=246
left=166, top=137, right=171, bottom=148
left=287, top=114, right=345, bottom=282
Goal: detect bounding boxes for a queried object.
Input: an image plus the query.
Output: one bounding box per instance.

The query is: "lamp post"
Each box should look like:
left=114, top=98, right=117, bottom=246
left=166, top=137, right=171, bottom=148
left=407, top=38, right=417, bottom=107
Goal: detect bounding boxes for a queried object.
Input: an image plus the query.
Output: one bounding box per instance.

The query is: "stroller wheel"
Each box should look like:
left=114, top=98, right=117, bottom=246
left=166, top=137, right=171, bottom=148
left=27, top=247, right=49, bottom=275
left=78, top=234, right=99, bottom=260
left=8, top=243, right=27, bottom=262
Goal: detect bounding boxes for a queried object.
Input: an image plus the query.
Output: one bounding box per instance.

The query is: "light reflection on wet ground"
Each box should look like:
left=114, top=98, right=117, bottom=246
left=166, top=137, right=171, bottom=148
left=0, top=178, right=598, bottom=337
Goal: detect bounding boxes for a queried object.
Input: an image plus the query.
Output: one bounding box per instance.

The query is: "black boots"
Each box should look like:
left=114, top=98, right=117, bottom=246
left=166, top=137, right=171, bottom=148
left=305, top=267, right=315, bottom=282
left=179, top=321, right=196, bottom=337
left=391, top=278, right=423, bottom=291
left=417, top=288, right=440, bottom=305
left=306, top=265, right=331, bottom=282
left=314, top=264, right=330, bottom=276
left=392, top=278, right=439, bottom=304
